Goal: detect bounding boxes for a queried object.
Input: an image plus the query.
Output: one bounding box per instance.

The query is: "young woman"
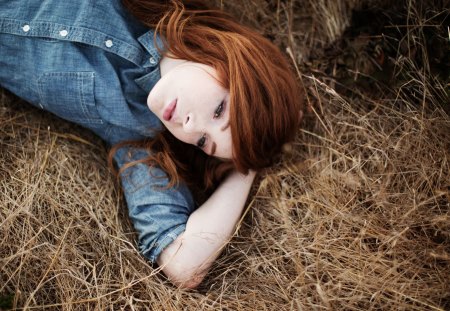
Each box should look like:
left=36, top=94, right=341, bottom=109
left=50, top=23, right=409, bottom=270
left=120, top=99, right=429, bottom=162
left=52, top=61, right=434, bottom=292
left=0, top=0, right=303, bottom=288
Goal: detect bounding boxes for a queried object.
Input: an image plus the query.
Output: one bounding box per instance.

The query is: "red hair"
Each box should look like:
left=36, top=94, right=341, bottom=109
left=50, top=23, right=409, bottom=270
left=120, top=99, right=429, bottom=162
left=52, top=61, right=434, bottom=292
left=111, top=0, right=303, bottom=196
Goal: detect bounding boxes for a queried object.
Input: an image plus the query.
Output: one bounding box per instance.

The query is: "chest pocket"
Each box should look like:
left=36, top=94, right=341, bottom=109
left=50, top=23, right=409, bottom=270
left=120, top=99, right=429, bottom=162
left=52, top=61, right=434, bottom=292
left=37, top=72, right=103, bottom=126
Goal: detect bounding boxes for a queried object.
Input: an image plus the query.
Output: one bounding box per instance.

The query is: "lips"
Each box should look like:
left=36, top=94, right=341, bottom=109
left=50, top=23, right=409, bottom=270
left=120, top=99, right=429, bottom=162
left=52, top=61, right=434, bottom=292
left=163, top=98, right=177, bottom=121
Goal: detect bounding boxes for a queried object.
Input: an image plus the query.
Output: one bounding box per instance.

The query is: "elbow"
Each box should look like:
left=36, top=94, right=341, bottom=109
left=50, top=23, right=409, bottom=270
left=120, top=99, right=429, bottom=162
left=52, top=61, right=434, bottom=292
left=171, top=273, right=204, bottom=290
left=157, top=241, right=209, bottom=289
left=161, top=262, right=207, bottom=290
left=156, top=232, right=220, bottom=289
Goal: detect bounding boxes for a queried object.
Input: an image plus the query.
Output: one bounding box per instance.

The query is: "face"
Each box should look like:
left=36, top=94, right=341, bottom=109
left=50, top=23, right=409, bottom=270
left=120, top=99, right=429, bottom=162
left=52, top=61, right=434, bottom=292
left=147, top=61, right=233, bottom=159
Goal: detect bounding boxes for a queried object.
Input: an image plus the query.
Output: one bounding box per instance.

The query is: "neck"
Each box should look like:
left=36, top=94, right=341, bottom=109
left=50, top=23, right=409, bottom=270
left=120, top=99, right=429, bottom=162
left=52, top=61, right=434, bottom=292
left=159, top=55, right=188, bottom=77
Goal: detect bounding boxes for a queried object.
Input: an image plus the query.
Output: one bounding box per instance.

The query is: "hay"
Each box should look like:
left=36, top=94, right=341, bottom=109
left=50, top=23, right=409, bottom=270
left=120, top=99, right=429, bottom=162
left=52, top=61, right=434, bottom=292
left=1, top=0, right=449, bottom=309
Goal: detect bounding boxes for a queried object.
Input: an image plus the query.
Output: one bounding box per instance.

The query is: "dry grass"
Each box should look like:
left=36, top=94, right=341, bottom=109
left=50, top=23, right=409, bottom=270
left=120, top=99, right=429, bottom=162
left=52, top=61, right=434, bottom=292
left=1, top=0, right=449, bottom=310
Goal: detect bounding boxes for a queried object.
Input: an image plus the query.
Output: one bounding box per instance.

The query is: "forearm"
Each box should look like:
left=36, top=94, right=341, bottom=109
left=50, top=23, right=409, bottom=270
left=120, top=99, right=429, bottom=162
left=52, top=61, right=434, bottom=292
left=157, top=170, right=256, bottom=288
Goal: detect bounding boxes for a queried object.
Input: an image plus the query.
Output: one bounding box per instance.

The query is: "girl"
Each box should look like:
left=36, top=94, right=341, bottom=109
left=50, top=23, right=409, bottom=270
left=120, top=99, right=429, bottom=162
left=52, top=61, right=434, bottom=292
left=0, top=0, right=303, bottom=288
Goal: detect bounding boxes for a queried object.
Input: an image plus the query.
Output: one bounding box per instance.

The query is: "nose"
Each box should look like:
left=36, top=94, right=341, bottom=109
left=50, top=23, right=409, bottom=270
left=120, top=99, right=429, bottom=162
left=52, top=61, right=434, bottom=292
left=183, top=112, right=196, bottom=134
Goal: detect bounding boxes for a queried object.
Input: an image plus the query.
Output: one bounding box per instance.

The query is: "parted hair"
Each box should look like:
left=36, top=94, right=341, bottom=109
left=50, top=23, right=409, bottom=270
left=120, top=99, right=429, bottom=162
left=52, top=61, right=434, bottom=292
left=110, top=0, right=303, bottom=197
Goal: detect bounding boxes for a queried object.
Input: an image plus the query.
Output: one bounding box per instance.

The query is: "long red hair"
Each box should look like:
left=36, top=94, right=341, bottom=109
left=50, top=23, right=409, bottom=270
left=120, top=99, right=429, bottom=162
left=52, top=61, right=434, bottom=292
left=110, top=0, right=303, bottom=198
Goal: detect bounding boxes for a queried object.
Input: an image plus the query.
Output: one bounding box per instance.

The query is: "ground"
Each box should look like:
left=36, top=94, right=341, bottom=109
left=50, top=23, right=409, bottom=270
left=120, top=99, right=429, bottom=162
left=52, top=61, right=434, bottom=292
left=1, top=0, right=449, bottom=310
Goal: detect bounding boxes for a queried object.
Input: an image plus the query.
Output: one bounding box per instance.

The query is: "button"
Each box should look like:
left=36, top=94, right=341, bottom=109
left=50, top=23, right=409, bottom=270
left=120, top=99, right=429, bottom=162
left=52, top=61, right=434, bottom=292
left=104, top=39, right=113, bottom=48
left=149, top=57, right=157, bottom=65
left=59, top=30, right=68, bottom=37
left=22, top=25, right=30, bottom=32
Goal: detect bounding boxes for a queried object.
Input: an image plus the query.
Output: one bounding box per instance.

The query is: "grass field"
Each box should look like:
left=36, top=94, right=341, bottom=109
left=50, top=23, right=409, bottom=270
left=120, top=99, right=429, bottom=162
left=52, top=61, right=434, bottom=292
left=1, top=0, right=449, bottom=310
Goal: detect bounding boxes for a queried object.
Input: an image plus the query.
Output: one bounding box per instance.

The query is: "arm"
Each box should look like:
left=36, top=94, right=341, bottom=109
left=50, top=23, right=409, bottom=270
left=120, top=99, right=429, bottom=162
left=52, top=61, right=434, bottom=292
left=113, top=145, right=256, bottom=289
left=157, top=170, right=257, bottom=289
left=113, top=146, right=197, bottom=264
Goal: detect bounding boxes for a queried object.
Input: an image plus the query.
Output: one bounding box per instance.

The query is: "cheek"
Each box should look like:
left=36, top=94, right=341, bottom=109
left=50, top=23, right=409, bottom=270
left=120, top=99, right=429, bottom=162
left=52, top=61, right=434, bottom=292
left=217, top=133, right=233, bottom=159
left=164, top=124, right=193, bottom=145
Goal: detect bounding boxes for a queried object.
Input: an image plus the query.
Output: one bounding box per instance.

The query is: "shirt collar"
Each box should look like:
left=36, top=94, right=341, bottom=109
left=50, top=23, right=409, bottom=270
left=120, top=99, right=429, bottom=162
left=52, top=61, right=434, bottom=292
left=137, top=30, right=164, bottom=69
left=135, top=30, right=165, bottom=93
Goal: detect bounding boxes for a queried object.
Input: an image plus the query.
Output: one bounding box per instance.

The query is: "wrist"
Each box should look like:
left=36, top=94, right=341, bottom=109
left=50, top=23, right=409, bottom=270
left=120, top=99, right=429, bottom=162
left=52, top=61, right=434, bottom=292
left=228, top=169, right=257, bottom=184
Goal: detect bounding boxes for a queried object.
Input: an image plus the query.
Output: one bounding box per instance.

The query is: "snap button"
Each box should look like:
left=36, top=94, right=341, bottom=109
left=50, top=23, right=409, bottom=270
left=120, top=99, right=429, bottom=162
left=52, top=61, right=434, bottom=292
left=22, top=25, right=30, bottom=32
left=104, top=39, right=113, bottom=48
left=149, top=57, right=157, bottom=65
left=59, top=30, right=68, bottom=37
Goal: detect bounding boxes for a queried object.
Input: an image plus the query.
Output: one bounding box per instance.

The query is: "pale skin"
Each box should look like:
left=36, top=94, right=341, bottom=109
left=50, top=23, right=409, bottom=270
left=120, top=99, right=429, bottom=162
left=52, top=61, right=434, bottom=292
left=158, top=169, right=256, bottom=289
left=148, top=56, right=257, bottom=289
left=147, top=57, right=233, bottom=159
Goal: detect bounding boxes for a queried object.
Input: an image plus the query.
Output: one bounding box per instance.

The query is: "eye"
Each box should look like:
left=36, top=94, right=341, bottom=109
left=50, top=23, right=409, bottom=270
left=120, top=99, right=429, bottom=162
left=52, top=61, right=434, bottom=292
left=214, top=101, right=225, bottom=119
left=196, top=134, right=207, bottom=149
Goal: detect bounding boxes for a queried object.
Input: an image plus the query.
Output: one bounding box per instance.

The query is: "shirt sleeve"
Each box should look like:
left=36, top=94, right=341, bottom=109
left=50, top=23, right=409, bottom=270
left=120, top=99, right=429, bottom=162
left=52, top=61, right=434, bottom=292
left=113, top=146, right=196, bottom=264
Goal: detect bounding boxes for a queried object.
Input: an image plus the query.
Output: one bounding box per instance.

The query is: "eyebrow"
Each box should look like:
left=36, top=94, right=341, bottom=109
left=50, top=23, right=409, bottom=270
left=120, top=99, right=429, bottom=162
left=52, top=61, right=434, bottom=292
left=210, top=142, right=217, bottom=156
left=210, top=122, right=230, bottom=156
left=221, top=122, right=230, bottom=131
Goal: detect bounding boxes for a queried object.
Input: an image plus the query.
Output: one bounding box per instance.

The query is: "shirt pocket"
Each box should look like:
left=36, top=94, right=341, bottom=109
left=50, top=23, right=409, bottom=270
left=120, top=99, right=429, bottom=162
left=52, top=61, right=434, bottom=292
left=37, top=71, right=103, bottom=125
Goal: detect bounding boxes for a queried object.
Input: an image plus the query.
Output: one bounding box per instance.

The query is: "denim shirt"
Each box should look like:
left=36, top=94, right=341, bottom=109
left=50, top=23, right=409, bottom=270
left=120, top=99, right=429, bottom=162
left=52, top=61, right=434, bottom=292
left=0, top=0, right=195, bottom=263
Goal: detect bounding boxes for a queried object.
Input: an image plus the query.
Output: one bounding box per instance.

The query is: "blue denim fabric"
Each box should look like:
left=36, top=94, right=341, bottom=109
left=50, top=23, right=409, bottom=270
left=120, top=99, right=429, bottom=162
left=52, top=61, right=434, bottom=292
left=114, top=148, right=195, bottom=263
left=0, top=0, right=195, bottom=263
